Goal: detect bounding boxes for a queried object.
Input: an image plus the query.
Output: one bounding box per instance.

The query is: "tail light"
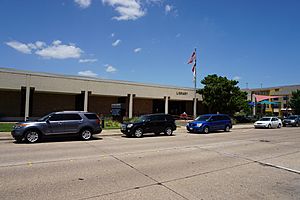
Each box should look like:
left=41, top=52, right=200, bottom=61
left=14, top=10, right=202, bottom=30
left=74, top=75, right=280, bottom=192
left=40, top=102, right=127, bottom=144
left=96, top=119, right=100, bottom=125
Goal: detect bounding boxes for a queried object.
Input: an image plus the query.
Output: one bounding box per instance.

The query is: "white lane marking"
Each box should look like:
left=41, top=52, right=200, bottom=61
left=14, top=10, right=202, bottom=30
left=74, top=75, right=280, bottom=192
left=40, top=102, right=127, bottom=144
left=259, top=162, right=300, bottom=175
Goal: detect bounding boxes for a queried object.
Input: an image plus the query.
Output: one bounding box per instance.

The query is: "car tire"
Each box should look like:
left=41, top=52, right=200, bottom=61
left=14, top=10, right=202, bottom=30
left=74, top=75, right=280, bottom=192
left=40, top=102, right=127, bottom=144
left=295, top=123, right=299, bottom=127
left=268, top=124, right=271, bottom=129
left=80, top=129, right=92, bottom=140
left=25, top=130, right=40, bottom=143
left=203, top=126, right=209, bottom=134
left=164, top=127, right=173, bottom=136
left=224, top=125, right=230, bottom=132
left=134, top=128, right=143, bottom=138
left=278, top=123, right=282, bottom=128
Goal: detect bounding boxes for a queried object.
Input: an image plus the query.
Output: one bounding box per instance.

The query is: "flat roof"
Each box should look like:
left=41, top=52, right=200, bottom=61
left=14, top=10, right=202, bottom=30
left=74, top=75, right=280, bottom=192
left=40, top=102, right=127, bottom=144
left=0, top=67, right=196, bottom=91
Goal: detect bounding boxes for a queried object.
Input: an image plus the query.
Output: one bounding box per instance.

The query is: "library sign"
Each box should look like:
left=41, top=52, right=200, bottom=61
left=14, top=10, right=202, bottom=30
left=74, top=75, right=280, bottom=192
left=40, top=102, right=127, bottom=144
left=176, top=91, right=188, bottom=96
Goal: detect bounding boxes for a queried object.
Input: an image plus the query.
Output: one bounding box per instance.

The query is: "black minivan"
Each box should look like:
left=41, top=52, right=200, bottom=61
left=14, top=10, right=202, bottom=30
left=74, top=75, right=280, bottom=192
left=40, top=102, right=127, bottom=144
left=120, top=114, right=176, bottom=138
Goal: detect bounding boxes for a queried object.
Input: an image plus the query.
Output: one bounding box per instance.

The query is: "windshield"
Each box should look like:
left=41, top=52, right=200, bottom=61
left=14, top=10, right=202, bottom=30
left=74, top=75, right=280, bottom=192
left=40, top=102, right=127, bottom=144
left=195, top=115, right=211, bottom=121
left=37, top=113, right=53, bottom=121
left=287, top=116, right=297, bottom=119
left=259, top=117, right=271, bottom=121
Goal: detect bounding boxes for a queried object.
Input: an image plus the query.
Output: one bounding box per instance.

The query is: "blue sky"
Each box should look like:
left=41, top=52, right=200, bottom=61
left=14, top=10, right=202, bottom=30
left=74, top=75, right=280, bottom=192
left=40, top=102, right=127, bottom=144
left=1, top=0, right=300, bottom=89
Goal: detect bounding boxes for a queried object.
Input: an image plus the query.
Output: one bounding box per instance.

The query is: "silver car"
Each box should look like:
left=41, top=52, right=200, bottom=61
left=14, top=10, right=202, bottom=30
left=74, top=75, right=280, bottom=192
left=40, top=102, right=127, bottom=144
left=11, top=111, right=102, bottom=143
left=254, top=117, right=282, bottom=129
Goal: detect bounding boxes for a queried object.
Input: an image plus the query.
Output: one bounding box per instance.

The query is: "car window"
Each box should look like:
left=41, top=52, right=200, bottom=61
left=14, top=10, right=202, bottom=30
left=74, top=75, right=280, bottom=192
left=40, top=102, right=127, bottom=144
left=50, top=114, right=82, bottom=121
left=165, top=115, right=174, bottom=121
left=210, top=116, right=217, bottom=122
left=271, top=118, right=278, bottom=121
left=195, top=115, right=210, bottom=121
left=62, top=114, right=82, bottom=120
left=151, top=115, right=165, bottom=121
left=84, top=114, right=99, bottom=120
left=49, top=114, right=63, bottom=121
left=259, top=117, right=271, bottom=121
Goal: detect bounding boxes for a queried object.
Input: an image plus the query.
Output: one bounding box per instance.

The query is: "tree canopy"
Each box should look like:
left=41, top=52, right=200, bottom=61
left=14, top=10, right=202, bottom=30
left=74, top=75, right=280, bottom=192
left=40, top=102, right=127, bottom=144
left=197, top=74, right=249, bottom=116
left=289, top=89, right=300, bottom=114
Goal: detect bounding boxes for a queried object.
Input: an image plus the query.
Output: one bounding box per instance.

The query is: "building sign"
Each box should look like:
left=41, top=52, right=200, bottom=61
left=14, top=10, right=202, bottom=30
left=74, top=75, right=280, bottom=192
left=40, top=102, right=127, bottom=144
left=176, top=91, right=188, bottom=95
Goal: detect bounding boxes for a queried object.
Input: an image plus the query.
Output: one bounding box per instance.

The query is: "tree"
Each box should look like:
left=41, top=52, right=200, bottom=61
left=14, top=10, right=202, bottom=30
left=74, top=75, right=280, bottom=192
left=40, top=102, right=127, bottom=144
left=289, top=89, right=300, bottom=114
left=198, top=74, right=249, bottom=116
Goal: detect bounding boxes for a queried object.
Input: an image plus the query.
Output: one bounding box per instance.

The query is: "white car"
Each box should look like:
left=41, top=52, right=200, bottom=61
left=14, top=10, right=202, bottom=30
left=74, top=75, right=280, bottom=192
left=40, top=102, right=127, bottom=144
left=254, top=117, right=282, bottom=129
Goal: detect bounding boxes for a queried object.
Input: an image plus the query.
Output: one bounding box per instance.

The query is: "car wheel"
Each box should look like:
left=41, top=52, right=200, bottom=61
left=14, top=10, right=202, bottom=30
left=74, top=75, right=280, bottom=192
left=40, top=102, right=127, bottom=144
left=164, top=127, right=173, bottom=136
left=224, top=125, right=230, bottom=132
left=203, top=126, right=209, bottom=134
left=134, top=128, right=143, bottom=138
left=278, top=123, right=282, bottom=128
left=268, top=124, right=271, bottom=129
left=25, top=130, right=40, bottom=143
left=295, top=123, right=299, bottom=127
left=80, top=129, right=92, bottom=140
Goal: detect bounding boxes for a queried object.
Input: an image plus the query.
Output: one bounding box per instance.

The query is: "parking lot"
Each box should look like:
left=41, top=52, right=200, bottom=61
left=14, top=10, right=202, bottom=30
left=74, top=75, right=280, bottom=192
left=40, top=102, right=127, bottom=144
left=0, top=126, right=299, bottom=200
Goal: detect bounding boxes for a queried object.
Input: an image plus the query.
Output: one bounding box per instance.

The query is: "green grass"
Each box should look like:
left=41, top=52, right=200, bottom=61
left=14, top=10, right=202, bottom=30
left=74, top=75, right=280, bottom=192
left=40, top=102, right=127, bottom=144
left=0, top=123, right=14, bottom=132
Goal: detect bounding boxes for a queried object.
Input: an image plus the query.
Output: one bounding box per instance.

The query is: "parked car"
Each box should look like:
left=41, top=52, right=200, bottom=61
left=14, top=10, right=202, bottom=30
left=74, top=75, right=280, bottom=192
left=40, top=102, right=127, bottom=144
left=186, top=114, right=232, bottom=134
left=283, top=115, right=300, bottom=127
left=254, top=117, right=282, bottom=129
left=11, top=111, right=102, bottom=143
left=120, top=114, right=176, bottom=138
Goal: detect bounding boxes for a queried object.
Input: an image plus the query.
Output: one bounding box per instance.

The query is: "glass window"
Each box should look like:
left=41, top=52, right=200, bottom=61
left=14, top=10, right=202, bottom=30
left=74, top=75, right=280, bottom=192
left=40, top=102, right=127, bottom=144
left=84, top=114, right=99, bottom=120
left=62, top=114, right=82, bottom=120
left=49, top=114, right=63, bottom=121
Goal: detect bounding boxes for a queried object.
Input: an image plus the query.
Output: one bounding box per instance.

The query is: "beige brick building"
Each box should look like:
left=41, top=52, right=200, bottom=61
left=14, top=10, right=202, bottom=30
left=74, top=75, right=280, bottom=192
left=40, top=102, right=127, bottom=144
left=0, top=68, right=203, bottom=121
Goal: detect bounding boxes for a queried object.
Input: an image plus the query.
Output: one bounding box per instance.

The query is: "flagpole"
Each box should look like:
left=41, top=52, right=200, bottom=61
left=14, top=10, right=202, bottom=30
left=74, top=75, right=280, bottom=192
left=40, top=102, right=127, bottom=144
left=193, top=48, right=197, bottom=119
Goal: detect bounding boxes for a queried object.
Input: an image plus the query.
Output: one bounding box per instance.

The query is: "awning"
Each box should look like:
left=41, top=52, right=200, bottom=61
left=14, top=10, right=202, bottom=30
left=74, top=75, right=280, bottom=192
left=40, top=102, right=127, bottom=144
left=257, top=100, right=280, bottom=105
left=254, top=94, right=281, bottom=102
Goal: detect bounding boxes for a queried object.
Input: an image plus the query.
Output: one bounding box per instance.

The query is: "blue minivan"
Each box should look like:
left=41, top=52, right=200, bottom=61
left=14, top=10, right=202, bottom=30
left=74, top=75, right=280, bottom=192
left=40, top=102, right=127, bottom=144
left=186, top=114, right=232, bottom=134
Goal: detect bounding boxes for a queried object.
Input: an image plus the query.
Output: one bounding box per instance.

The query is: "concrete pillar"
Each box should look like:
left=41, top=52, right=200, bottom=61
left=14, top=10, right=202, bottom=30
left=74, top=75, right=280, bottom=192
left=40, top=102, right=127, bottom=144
left=84, top=90, right=88, bottom=112
left=24, top=75, right=30, bottom=121
left=128, top=94, right=133, bottom=118
left=252, top=93, right=256, bottom=116
left=193, top=98, right=197, bottom=119
left=164, top=96, right=169, bottom=114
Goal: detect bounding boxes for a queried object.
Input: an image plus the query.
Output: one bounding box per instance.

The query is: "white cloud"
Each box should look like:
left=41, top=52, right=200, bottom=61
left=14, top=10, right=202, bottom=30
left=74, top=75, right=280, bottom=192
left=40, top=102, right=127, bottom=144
left=112, top=39, right=121, bottom=47
left=111, top=33, right=115, bottom=37
left=74, top=0, right=92, bottom=8
left=134, top=48, right=142, bottom=53
left=35, top=41, right=46, bottom=49
left=233, top=76, right=241, bottom=81
left=105, top=65, right=117, bottom=73
left=79, top=59, right=98, bottom=63
left=78, top=70, right=98, bottom=77
left=35, top=42, right=83, bottom=59
left=52, top=40, right=62, bottom=46
left=6, top=41, right=32, bottom=54
left=165, top=4, right=173, bottom=13
left=102, top=0, right=146, bottom=21
left=6, top=40, right=83, bottom=59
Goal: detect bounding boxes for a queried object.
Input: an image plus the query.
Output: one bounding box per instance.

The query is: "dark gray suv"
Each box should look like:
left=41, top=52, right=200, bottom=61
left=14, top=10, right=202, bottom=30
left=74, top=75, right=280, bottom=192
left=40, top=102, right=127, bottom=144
left=11, top=111, right=102, bottom=143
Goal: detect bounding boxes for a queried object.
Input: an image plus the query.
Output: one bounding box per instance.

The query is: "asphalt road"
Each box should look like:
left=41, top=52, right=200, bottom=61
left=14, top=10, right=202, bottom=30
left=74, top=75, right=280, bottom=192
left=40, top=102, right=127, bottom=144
left=0, top=127, right=299, bottom=200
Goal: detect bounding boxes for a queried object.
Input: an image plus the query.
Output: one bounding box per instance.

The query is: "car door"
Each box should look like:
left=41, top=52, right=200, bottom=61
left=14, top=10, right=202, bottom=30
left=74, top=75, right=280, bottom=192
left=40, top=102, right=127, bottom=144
left=62, top=114, right=83, bottom=134
left=47, top=114, right=65, bottom=135
left=209, top=116, right=218, bottom=131
left=271, top=118, right=278, bottom=128
left=143, top=116, right=154, bottom=133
